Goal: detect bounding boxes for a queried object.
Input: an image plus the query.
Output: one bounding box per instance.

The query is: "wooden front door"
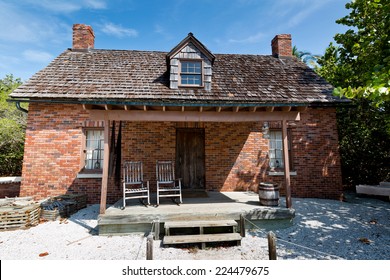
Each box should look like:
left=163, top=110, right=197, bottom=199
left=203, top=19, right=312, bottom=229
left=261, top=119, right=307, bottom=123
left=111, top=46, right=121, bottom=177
left=176, top=128, right=205, bottom=189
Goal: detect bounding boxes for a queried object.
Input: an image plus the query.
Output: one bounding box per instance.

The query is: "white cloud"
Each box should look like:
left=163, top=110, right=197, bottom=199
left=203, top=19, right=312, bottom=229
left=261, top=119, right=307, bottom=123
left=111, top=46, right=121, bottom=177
left=270, top=0, right=332, bottom=28
left=0, top=3, right=38, bottom=43
left=286, top=3, right=326, bottom=27
left=154, top=24, right=165, bottom=35
left=23, top=0, right=107, bottom=12
left=154, top=24, right=173, bottom=40
left=0, top=2, right=69, bottom=44
left=24, top=0, right=80, bottom=13
left=0, top=55, right=20, bottom=70
left=100, top=23, right=138, bottom=38
left=22, top=50, right=54, bottom=63
left=228, top=32, right=265, bottom=44
left=84, top=0, right=107, bottom=9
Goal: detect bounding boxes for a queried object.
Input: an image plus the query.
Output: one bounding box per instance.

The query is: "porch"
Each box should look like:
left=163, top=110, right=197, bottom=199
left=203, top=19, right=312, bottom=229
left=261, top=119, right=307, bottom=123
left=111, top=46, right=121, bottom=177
left=91, top=106, right=299, bottom=215
left=98, top=191, right=295, bottom=236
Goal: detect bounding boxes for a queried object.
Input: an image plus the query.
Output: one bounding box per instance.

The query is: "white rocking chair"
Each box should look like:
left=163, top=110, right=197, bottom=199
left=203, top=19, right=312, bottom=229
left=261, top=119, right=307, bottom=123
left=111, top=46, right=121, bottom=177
left=156, top=160, right=182, bottom=206
left=122, top=161, right=150, bottom=209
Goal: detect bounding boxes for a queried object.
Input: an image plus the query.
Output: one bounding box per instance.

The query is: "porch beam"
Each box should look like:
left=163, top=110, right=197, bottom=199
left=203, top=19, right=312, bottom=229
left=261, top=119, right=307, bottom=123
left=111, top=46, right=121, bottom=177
left=282, top=119, right=292, bottom=209
left=89, top=110, right=300, bottom=122
left=199, top=106, right=203, bottom=112
left=217, top=106, right=222, bottom=112
left=266, top=106, right=274, bottom=112
left=83, top=104, right=93, bottom=110
left=99, top=119, right=110, bottom=214
left=297, top=106, right=308, bottom=112
left=282, top=106, right=291, bottom=112
left=124, top=105, right=129, bottom=111
left=250, top=107, right=257, bottom=112
left=234, top=107, right=239, bottom=113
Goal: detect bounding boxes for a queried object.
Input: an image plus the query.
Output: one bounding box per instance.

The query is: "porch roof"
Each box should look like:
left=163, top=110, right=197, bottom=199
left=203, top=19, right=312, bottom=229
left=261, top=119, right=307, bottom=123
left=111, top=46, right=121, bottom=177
left=10, top=49, right=349, bottom=107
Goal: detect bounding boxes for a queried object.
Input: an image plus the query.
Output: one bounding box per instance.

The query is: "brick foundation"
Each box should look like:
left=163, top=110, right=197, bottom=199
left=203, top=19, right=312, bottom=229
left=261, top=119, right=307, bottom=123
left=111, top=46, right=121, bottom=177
left=20, top=103, right=343, bottom=204
left=0, top=182, right=21, bottom=198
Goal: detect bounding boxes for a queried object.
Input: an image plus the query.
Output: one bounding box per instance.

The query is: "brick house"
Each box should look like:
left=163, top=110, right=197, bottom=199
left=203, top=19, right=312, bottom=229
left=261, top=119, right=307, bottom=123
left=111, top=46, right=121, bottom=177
left=10, top=24, right=348, bottom=213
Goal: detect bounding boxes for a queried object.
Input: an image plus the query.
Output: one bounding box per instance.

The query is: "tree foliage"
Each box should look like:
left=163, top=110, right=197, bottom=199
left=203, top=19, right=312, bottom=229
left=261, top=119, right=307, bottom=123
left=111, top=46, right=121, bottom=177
left=317, top=0, right=390, bottom=186
left=0, top=75, right=25, bottom=176
left=317, top=0, right=389, bottom=105
left=292, top=45, right=320, bottom=68
left=336, top=101, right=390, bottom=186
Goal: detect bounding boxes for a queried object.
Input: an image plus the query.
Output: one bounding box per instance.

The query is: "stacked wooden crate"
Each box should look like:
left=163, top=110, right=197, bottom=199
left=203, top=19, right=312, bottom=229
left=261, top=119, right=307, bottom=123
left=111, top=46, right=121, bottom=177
left=40, top=193, right=87, bottom=221
left=0, top=203, right=41, bottom=231
left=56, top=194, right=87, bottom=210
left=40, top=199, right=75, bottom=221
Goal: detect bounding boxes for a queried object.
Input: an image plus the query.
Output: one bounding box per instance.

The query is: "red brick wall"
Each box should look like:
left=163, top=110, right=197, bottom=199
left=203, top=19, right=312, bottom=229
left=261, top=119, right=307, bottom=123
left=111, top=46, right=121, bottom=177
left=20, top=103, right=103, bottom=203
left=20, top=103, right=343, bottom=203
left=262, top=108, right=343, bottom=199
left=205, top=122, right=268, bottom=191
left=121, top=122, right=176, bottom=191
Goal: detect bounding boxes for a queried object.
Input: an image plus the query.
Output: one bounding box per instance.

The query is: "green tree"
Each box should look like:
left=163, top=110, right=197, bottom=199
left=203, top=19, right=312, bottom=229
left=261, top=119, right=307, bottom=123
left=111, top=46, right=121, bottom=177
left=292, top=45, right=320, bottom=68
left=0, top=74, right=25, bottom=176
left=317, top=0, right=390, bottom=187
left=318, top=0, right=389, bottom=104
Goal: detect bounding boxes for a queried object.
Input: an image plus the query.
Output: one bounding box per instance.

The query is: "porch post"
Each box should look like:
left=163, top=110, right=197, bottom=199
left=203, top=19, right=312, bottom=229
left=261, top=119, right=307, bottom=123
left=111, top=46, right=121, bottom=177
left=282, top=119, right=292, bottom=208
left=99, top=119, right=110, bottom=214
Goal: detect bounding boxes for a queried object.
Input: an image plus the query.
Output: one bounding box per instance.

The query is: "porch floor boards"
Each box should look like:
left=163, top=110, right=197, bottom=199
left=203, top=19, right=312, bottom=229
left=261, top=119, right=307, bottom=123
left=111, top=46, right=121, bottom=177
left=98, top=191, right=295, bottom=235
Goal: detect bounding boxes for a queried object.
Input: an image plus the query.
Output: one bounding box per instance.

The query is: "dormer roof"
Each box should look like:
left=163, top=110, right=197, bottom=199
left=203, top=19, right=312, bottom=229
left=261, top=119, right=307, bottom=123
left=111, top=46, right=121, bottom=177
left=167, top=32, right=215, bottom=64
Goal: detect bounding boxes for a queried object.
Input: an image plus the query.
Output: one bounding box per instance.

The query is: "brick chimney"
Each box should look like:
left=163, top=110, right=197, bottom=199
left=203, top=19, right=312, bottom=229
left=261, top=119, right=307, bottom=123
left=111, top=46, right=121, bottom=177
left=271, top=34, right=292, bottom=57
left=72, top=24, right=95, bottom=50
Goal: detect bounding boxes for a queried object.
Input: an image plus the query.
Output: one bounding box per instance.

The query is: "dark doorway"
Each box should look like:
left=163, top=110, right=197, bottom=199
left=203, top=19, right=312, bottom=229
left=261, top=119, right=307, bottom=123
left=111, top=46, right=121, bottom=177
left=175, top=128, right=205, bottom=190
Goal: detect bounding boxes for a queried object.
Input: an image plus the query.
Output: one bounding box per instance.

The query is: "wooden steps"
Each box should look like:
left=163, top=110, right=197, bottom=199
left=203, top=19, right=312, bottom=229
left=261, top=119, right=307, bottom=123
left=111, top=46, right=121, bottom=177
left=164, top=233, right=242, bottom=245
left=163, top=219, right=242, bottom=249
left=164, top=220, right=238, bottom=229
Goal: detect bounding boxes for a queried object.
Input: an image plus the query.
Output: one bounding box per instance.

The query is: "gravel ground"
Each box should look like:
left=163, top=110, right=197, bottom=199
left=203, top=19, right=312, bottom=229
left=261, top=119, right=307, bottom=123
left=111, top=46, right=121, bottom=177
left=0, top=193, right=389, bottom=260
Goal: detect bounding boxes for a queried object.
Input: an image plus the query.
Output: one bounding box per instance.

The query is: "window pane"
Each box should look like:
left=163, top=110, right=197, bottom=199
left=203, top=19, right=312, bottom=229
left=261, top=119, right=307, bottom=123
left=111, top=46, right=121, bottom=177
left=181, top=61, right=201, bottom=74
left=276, top=140, right=282, bottom=150
left=268, top=130, right=285, bottom=169
left=180, top=61, right=202, bottom=86
left=85, top=130, right=104, bottom=170
left=181, top=74, right=202, bottom=85
left=276, top=149, right=283, bottom=159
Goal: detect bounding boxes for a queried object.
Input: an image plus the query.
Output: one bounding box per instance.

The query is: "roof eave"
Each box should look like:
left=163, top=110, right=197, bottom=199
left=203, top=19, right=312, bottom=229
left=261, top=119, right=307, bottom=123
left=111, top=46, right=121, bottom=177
left=7, top=96, right=352, bottom=108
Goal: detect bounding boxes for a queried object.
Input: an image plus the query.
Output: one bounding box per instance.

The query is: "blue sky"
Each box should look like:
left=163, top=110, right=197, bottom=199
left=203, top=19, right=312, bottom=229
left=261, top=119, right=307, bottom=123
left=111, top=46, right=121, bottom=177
left=0, top=0, right=351, bottom=81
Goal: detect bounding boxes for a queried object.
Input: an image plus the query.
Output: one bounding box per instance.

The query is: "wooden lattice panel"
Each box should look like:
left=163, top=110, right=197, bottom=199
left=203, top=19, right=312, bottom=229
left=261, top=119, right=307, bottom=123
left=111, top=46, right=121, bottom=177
left=0, top=204, right=41, bottom=231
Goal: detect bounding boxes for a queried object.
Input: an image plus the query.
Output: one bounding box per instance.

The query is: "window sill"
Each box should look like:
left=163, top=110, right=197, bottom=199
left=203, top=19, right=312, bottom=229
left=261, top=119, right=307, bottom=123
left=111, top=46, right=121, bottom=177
left=178, top=85, right=204, bottom=88
left=268, top=171, right=297, bottom=176
left=77, top=173, right=103, bottom=179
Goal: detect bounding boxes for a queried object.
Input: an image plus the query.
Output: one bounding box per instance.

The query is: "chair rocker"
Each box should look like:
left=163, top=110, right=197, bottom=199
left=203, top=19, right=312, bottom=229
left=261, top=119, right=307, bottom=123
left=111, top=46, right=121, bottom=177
left=122, top=161, right=150, bottom=209
left=156, top=160, right=182, bottom=206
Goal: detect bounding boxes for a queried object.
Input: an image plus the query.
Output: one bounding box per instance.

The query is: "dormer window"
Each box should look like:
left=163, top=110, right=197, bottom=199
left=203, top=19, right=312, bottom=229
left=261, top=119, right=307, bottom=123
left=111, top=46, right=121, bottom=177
left=167, top=33, right=215, bottom=91
left=180, top=60, right=202, bottom=86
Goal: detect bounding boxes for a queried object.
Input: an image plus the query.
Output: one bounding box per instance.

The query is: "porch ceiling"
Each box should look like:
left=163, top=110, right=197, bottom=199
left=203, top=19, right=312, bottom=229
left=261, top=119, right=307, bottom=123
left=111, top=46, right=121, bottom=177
left=84, top=104, right=305, bottom=122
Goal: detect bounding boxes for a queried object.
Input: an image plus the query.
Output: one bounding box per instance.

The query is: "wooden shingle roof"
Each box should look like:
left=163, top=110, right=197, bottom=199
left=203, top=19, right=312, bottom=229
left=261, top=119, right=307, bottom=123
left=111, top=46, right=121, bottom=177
left=10, top=48, right=347, bottom=106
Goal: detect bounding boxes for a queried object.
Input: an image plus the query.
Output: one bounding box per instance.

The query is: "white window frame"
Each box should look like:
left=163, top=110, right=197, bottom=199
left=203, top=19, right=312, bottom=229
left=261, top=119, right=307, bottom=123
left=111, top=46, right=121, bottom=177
left=82, top=129, right=104, bottom=171
left=179, top=60, right=204, bottom=87
left=268, top=129, right=293, bottom=171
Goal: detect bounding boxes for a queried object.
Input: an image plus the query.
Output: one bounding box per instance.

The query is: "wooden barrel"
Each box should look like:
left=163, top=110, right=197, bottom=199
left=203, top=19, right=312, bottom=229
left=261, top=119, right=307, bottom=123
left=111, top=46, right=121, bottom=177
left=259, top=182, right=279, bottom=206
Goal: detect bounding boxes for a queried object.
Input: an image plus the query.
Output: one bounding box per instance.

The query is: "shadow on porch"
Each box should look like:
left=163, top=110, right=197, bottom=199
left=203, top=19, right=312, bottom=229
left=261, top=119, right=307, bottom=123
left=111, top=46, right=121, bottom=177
left=98, top=191, right=295, bottom=236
